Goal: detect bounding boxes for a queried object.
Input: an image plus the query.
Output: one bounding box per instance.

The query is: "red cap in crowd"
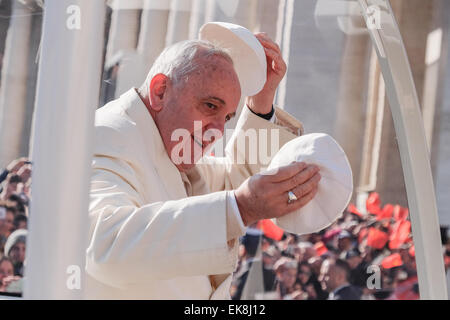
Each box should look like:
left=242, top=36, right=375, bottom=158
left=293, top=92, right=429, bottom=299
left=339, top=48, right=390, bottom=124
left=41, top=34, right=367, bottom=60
left=381, top=253, right=403, bottom=269
left=393, top=205, right=409, bottom=222
left=409, top=245, right=415, bottom=258
left=257, top=219, right=284, bottom=241
left=377, top=204, right=394, bottom=221
left=347, top=203, right=363, bottom=218
left=366, top=192, right=381, bottom=215
left=314, top=241, right=328, bottom=256
left=367, top=227, right=389, bottom=249
left=389, top=220, right=411, bottom=250
left=358, top=227, right=369, bottom=243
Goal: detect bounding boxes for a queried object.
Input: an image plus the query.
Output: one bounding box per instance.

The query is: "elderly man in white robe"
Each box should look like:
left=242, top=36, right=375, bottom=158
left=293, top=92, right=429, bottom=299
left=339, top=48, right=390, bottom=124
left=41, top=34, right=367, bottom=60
left=85, top=32, right=321, bottom=299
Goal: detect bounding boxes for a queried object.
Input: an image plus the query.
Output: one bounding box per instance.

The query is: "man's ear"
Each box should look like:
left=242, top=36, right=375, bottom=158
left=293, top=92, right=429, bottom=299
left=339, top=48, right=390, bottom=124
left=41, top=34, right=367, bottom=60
left=149, top=73, right=168, bottom=112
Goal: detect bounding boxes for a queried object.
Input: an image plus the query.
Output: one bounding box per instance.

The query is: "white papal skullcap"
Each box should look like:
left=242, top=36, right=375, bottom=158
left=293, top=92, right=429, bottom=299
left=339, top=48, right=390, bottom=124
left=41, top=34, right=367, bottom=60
left=267, top=133, right=353, bottom=235
left=199, top=22, right=267, bottom=97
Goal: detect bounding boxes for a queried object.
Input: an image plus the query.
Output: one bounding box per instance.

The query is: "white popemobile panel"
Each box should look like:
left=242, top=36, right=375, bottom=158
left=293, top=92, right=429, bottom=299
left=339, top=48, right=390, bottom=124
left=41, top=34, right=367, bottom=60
left=23, top=0, right=106, bottom=299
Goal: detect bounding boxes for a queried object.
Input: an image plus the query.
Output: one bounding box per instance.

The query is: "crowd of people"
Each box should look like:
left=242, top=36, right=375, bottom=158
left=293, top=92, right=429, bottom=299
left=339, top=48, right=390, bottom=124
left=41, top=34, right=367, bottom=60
left=0, top=158, right=30, bottom=294
left=1, top=157, right=449, bottom=299
left=231, top=193, right=450, bottom=300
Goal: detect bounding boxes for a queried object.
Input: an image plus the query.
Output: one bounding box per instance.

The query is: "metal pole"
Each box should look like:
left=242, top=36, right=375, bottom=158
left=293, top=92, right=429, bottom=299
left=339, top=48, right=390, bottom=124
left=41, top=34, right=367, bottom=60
left=24, top=0, right=106, bottom=299
left=359, top=0, right=448, bottom=299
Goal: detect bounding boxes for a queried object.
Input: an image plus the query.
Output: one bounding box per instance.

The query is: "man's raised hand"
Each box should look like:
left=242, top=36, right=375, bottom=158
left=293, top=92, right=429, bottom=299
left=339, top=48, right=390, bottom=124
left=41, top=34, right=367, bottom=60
left=246, top=32, right=287, bottom=115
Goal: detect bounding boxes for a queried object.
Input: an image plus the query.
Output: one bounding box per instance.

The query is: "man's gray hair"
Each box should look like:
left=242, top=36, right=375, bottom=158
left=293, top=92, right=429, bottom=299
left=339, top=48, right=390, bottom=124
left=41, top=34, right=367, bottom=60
left=144, top=39, right=234, bottom=90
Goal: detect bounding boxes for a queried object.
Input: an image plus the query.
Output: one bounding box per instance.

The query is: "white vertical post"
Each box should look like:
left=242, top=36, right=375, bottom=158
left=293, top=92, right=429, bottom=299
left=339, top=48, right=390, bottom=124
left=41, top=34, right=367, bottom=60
left=0, top=0, right=33, bottom=168
left=24, top=0, right=106, bottom=299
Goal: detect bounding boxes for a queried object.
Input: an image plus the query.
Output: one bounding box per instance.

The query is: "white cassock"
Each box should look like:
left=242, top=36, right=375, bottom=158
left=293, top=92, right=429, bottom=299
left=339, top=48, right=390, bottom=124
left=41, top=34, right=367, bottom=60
left=85, top=88, right=304, bottom=299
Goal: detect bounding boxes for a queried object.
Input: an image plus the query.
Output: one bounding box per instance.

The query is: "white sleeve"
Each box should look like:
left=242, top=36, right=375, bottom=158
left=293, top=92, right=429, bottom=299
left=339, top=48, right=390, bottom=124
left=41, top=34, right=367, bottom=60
left=86, top=162, right=240, bottom=288
left=225, top=190, right=247, bottom=241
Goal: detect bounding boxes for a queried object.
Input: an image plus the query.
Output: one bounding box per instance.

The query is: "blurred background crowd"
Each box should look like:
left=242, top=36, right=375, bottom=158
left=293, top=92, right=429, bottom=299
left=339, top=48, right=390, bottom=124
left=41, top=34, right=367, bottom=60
left=0, top=158, right=30, bottom=294
left=231, top=193, right=450, bottom=300
left=0, top=156, right=449, bottom=299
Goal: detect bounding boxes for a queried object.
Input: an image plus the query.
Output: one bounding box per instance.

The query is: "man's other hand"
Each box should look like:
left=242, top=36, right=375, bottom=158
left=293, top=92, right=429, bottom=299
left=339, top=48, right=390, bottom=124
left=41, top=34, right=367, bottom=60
left=246, top=32, right=287, bottom=115
left=234, top=162, right=321, bottom=226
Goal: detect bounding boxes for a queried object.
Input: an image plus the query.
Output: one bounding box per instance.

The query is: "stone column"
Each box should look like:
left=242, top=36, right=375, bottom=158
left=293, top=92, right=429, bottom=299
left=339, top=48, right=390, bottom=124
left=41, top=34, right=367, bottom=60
left=138, top=0, right=171, bottom=63
left=204, top=0, right=257, bottom=30
left=0, top=0, right=33, bottom=168
left=276, top=0, right=345, bottom=133
left=114, top=0, right=171, bottom=97
left=166, top=0, right=192, bottom=46
left=434, top=0, right=450, bottom=228
left=105, top=0, right=141, bottom=62
left=373, top=0, right=447, bottom=206
left=21, top=4, right=43, bottom=160
left=188, top=0, right=206, bottom=40
left=254, top=0, right=280, bottom=40
left=358, top=50, right=386, bottom=194
left=0, top=0, right=12, bottom=81
left=334, top=34, right=370, bottom=190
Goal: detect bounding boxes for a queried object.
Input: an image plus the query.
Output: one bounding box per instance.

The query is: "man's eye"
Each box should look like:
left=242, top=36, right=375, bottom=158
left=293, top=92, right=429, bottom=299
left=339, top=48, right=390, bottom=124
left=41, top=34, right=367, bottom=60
left=206, top=103, right=217, bottom=110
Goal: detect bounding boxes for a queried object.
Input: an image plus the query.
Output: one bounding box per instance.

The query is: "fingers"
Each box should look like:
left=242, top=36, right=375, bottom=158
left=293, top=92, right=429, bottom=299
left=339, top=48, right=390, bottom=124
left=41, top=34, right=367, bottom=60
left=254, top=33, right=286, bottom=73
left=266, top=162, right=307, bottom=182
left=290, top=172, right=321, bottom=199
left=278, top=164, right=320, bottom=192
left=255, top=33, right=281, bottom=54
left=263, top=47, right=287, bottom=74
left=285, top=185, right=319, bottom=212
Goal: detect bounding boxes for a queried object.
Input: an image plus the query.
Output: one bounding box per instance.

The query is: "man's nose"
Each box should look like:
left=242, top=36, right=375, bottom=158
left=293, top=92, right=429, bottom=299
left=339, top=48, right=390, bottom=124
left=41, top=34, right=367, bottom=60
left=213, top=118, right=226, bottom=133
left=204, top=122, right=225, bottom=142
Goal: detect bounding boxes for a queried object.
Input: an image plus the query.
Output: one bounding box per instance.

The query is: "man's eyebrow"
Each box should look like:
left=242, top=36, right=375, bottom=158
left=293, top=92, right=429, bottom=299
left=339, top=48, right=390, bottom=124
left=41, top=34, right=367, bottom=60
left=206, top=96, right=226, bottom=105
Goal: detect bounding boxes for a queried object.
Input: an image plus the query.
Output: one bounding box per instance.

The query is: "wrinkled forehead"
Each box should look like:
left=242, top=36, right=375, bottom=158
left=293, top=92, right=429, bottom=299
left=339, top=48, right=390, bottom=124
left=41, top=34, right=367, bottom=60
left=188, top=54, right=241, bottom=96
left=195, top=53, right=238, bottom=79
